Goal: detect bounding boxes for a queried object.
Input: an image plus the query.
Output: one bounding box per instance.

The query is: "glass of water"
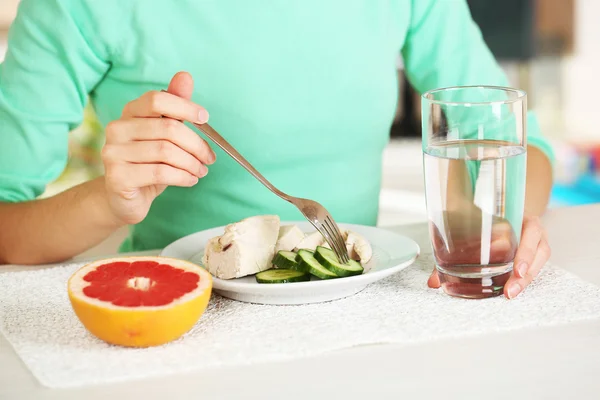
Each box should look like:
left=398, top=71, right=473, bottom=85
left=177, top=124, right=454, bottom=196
left=421, top=86, right=527, bottom=299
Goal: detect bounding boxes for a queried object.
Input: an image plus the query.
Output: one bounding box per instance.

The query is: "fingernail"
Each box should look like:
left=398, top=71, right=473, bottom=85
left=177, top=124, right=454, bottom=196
left=198, top=164, right=208, bottom=177
left=197, top=109, right=209, bottom=124
left=507, top=283, right=522, bottom=299
left=207, top=151, right=217, bottom=165
left=517, top=262, right=528, bottom=278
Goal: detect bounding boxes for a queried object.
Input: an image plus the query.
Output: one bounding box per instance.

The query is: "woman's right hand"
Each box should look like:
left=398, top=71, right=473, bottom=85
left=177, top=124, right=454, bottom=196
left=101, top=72, right=215, bottom=225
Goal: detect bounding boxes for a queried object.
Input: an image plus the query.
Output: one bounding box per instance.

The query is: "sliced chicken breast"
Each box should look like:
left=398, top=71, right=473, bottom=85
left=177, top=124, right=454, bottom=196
left=202, top=215, right=280, bottom=279
left=275, top=225, right=305, bottom=252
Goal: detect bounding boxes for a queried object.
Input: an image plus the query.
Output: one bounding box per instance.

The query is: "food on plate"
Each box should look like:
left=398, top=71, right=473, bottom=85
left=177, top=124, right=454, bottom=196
left=255, top=269, right=311, bottom=283
left=272, top=250, right=301, bottom=270
left=345, top=231, right=373, bottom=263
left=68, top=256, right=212, bottom=347
left=294, top=231, right=325, bottom=251
left=296, top=249, right=338, bottom=280
left=314, top=246, right=364, bottom=277
left=322, top=230, right=373, bottom=263
left=202, top=215, right=280, bottom=279
left=274, top=224, right=305, bottom=252
left=200, top=215, right=374, bottom=283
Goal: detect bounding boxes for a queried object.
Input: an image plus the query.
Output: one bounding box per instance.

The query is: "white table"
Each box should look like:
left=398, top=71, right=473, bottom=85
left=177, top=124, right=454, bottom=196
left=2, top=204, right=600, bottom=399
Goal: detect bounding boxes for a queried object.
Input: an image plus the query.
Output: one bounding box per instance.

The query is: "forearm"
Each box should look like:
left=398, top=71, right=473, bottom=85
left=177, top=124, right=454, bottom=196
left=444, top=145, right=552, bottom=217
left=0, top=177, right=123, bottom=265
left=524, top=145, right=553, bottom=217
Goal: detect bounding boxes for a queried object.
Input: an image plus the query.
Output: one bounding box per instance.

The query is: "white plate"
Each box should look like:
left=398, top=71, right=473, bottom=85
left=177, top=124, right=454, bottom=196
left=160, top=222, right=420, bottom=305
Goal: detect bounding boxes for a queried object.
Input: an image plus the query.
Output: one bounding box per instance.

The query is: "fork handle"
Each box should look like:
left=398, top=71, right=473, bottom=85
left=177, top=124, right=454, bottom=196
left=193, top=122, right=292, bottom=202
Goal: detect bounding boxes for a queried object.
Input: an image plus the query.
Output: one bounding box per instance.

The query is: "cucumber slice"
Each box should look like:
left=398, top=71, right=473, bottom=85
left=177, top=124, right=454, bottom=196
left=272, top=251, right=300, bottom=269
left=296, top=249, right=338, bottom=280
left=314, top=246, right=364, bottom=277
left=255, top=269, right=311, bottom=284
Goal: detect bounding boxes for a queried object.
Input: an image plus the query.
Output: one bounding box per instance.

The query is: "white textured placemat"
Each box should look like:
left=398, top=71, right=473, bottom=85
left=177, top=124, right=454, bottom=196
left=2, top=255, right=600, bottom=389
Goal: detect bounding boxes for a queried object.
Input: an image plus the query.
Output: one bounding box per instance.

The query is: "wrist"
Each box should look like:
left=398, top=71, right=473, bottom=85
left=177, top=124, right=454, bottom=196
left=523, top=203, right=546, bottom=218
left=86, top=176, right=126, bottom=230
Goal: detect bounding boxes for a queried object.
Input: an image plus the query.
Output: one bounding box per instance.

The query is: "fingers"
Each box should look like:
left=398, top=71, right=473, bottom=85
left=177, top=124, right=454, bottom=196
left=513, top=217, right=544, bottom=279
left=106, top=163, right=199, bottom=192
left=106, top=118, right=216, bottom=164
left=167, top=71, right=195, bottom=99
left=102, top=141, right=208, bottom=178
left=121, top=90, right=209, bottom=124
left=504, top=217, right=551, bottom=299
left=504, top=238, right=550, bottom=299
left=431, top=217, right=517, bottom=267
left=489, top=222, right=518, bottom=264
left=104, top=72, right=214, bottom=198
left=428, top=215, right=551, bottom=299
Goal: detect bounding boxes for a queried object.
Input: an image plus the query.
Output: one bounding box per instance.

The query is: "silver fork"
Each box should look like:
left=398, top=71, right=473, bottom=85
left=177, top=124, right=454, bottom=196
left=192, top=122, right=350, bottom=264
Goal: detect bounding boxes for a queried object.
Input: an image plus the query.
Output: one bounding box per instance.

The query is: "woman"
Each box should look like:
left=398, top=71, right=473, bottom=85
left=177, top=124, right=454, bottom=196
left=0, top=0, right=552, bottom=298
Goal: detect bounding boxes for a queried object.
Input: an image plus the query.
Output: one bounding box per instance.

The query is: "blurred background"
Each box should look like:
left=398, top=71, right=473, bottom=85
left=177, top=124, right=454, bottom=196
left=0, top=0, right=597, bottom=229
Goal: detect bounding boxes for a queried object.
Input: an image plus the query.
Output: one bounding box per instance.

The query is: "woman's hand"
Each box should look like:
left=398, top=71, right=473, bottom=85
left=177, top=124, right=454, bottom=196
left=101, top=71, right=215, bottom=225
left=503, top=216, right=551, bottom=298
left=427, top=215, right=551, bottom=299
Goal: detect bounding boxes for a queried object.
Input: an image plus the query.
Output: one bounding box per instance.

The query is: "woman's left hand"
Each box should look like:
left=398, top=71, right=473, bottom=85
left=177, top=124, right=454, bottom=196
left=427, top=215, right=551, bottom=299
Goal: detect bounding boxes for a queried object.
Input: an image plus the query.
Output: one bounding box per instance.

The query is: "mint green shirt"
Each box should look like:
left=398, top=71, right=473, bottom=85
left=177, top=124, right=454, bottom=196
left=0, top=0, right=553, bottom=252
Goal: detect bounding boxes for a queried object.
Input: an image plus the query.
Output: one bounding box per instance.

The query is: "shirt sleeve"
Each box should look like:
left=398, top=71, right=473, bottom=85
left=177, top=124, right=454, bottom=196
left=0, top=0, right=109, bottom=202
left=401, top=0, right=554, bottom=164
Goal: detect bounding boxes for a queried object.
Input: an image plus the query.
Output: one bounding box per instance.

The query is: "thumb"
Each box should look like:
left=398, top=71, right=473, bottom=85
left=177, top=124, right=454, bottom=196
left=163, top=71, right=209, bottom=124
left=167, top=71, right=195, bottom=100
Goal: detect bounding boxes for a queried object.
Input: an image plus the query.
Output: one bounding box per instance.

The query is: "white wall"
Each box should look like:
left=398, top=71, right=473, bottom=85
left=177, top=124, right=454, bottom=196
left=562, top=0, right=600, bottom=142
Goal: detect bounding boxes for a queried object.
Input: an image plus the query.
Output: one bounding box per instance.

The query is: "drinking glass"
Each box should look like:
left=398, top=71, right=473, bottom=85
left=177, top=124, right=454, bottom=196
left=421, top=86, right=527, bottom=299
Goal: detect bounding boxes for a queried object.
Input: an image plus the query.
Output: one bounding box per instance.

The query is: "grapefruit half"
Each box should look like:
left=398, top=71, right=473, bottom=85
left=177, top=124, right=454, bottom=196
left=68, top=256, right=212, bottom=347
